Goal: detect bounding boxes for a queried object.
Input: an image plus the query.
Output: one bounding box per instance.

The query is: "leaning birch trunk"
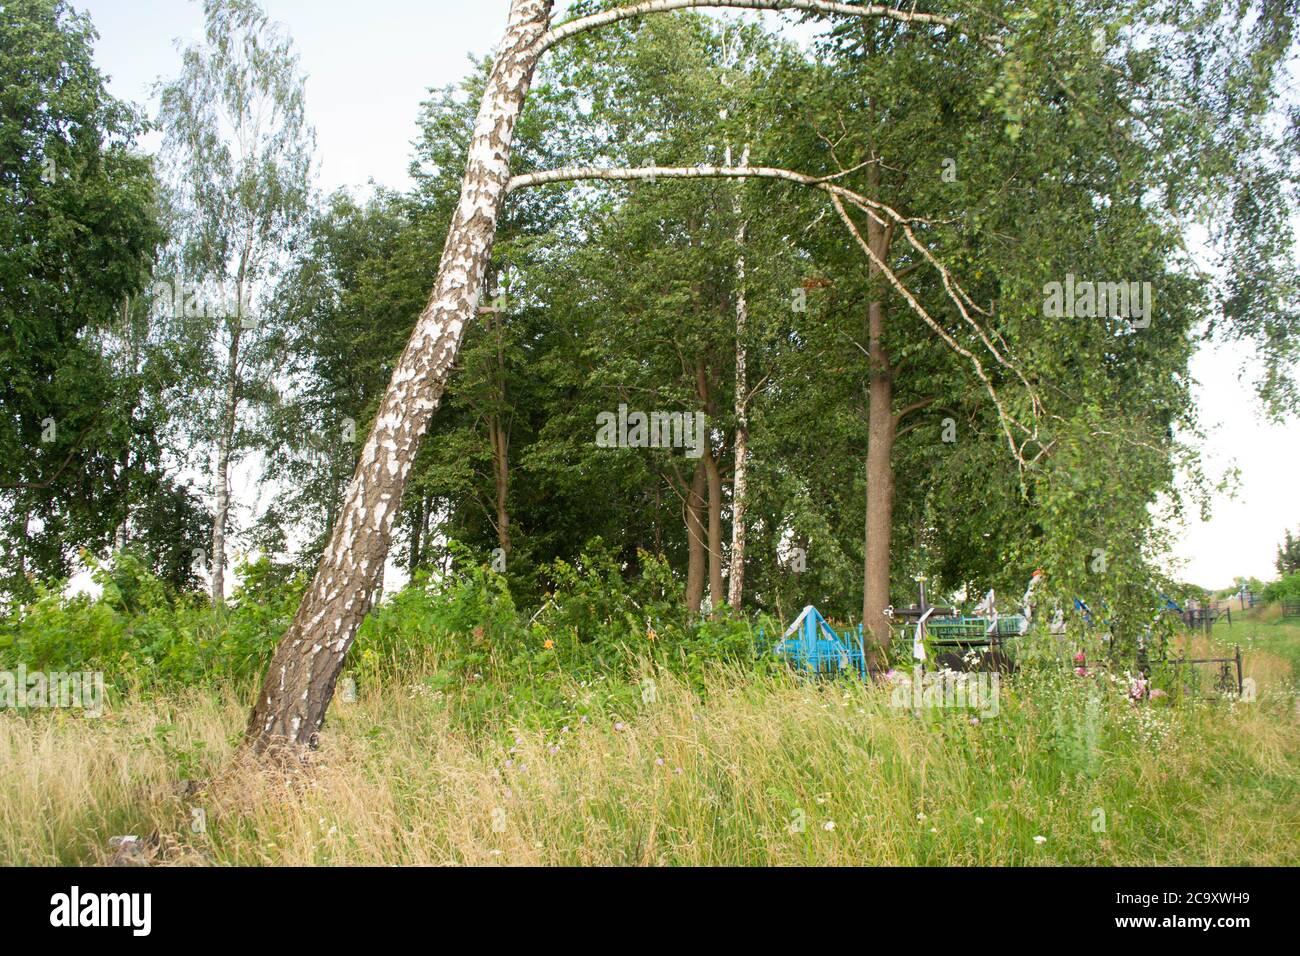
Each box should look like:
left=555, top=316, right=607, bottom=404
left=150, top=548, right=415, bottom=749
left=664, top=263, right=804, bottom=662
left=246, top=0, right=553, bottom=753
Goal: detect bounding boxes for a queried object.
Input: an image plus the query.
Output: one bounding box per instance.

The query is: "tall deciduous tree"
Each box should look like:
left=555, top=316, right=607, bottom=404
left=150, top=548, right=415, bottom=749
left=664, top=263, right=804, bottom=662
left=0, top=0, right=167, bottom=599
left=156, top=0, right=313, bottom=604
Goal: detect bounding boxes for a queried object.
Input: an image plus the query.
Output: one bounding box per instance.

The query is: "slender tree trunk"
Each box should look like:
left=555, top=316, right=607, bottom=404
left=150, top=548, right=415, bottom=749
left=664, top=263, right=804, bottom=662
left=861, top=301, right=895, bottom=667
left=486, top=278, right=512, bottom=556
left=245, top=0, right=553, bottom=753
left=115, top=295, right=136, bottom=553
left=422, top=493, right=433, bottom=551
left=489, top=411, right=511, bottom=555
left=410, top=495, right=424, bottom=572
left=211, top=326, right=241, bottom=604
left=693, top=356, right=725, bottom=609
left=487, top=300, right=511, bottom=558
left=860, top=164, right=895, bottom=669
left=18, top=507, right=28, bottom=583
left=653, top=481, right=663, bottom=555
left=727, top=146, right=751, bottom=609
left=727, top=394, right=748, bottom=606
left=703, top=443, right=725, bottom=608
left=684, top=460, right=707, bottom=616
left=114, top=441, right=131, bottom=552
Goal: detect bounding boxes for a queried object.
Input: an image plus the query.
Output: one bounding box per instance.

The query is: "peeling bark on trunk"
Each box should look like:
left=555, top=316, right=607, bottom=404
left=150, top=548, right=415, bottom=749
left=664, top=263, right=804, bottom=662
left=726, top=395, right=748, bottom=607
left=245, top=0, right=553, bottom=753
left=727, top=146, right=750, bottom=609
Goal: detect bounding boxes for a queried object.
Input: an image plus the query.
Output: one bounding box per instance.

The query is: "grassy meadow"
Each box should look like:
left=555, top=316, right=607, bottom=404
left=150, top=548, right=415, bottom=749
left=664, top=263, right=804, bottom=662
left=3, top=606, right=1297, bottom=867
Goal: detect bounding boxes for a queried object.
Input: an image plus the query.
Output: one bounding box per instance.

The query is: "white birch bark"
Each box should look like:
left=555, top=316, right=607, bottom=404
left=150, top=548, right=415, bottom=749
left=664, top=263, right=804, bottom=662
left=246, top=0, right=554, bottom=752
left=210, top=326, right=241, bottom=604
left=727, top=145, right=750, bottom=608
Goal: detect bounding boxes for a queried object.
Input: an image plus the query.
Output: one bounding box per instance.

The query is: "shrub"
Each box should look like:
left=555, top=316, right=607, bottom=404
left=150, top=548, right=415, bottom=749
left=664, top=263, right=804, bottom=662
left=0, top=551, right=299, bottom=694
left=349, top=540, right=772, bottom=734
left=1262, top=572, right=1300, bottom=603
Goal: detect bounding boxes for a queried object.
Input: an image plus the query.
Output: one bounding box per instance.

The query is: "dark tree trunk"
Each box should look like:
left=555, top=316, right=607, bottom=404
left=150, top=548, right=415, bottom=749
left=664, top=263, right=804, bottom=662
left=694, top=356, right=725, bottom=610
left=860, top=164, right=895, bottom=671
left=684, top=460, right=707, bottom=616
left=861, top=299, right=895, bottom=669
left=409, top=495, right=424, bottom=572
left=488, top=411, right=511, bottom=556
left=486, top=279, right=512, bottom=557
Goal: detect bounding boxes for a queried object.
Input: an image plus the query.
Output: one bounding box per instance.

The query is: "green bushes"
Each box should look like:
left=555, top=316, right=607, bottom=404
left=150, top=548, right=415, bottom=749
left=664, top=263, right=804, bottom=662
left=0, top=542, right=771, bottom=732
left=350, top=542, right=773, bottom=733
left=1262, top=572, right=1300, bottom=604
left=5, top=537, right=1224, bottom=738
left=15, top=538, right=1236, bottom=741
left=0, top=550, right=299, bottom=694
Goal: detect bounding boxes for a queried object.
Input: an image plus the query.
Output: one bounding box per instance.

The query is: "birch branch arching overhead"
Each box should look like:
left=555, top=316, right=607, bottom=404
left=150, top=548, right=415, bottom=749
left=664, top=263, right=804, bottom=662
left=537, top=0, right=1001, bottom=55
left=243, top=0, right=1008, bottom=754
left=508, top=163, right=1043, bottom=468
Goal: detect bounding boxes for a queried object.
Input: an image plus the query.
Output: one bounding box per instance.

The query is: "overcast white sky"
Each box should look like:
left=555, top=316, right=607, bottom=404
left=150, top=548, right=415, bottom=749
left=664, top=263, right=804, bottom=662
left=73, top=0, right=1299, bottom=591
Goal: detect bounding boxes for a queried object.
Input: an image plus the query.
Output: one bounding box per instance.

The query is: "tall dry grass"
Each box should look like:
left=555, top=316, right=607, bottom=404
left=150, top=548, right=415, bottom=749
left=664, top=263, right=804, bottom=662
left=3, top=662, right=1297, bottom=866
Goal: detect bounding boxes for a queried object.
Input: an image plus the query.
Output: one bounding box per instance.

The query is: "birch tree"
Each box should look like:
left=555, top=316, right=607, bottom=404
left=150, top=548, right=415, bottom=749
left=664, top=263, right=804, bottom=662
left=156, top=0, right=313, bottom=604
left=246, top=0, right=556, bottom=750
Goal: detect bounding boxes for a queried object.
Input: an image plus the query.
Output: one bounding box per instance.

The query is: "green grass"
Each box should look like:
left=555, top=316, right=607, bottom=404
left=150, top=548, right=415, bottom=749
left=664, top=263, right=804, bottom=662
left=4, top=566, right=1297, bottom=866
left=2, top=643, right=1297, bottom=866
left=1205, top=604, right=1300, bottom=691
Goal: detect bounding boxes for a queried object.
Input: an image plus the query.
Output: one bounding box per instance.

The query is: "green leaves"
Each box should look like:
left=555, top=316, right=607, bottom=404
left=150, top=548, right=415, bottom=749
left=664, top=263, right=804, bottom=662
left=0, top=0, right=166, bottom=596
